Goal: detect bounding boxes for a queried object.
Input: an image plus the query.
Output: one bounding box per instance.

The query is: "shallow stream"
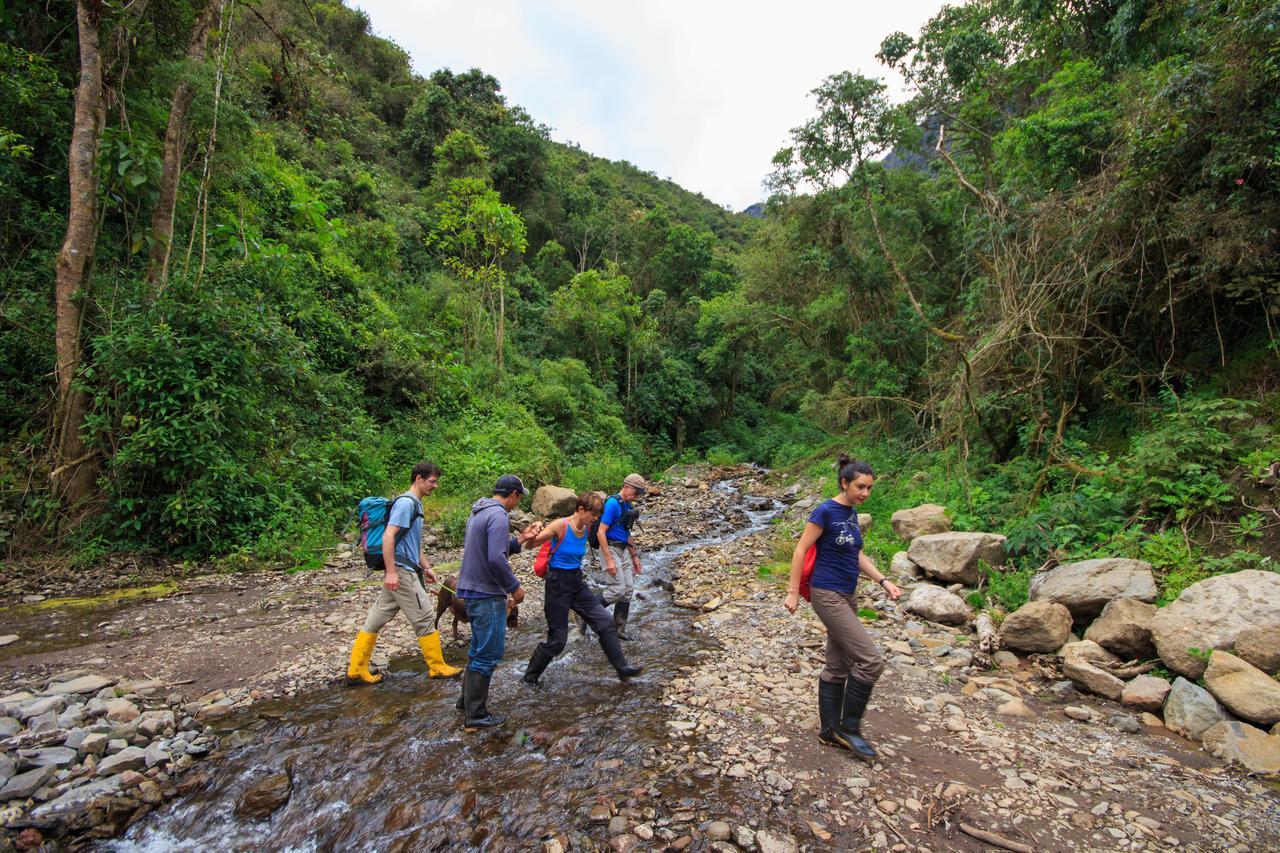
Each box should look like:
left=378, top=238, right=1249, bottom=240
left=108, top=481, right=781, bottom=851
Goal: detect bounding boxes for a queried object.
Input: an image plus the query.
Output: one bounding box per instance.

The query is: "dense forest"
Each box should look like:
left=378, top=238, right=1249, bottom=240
left=2, top=0, right=1276, bottom=601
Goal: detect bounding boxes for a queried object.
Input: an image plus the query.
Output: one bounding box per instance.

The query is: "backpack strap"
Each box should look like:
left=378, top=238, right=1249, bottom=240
left=388, top=495, right=423, bottom=547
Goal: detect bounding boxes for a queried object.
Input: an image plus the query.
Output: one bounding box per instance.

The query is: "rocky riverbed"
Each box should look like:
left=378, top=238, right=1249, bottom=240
left=0, top=465, right=1277, bottom=850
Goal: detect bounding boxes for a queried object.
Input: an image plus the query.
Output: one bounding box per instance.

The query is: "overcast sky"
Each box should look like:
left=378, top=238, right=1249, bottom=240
left=353, top=0, right=949, bottom=211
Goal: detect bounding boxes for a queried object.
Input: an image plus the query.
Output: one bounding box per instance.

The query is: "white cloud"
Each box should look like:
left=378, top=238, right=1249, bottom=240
left=353, top=0, right=948, bottom=210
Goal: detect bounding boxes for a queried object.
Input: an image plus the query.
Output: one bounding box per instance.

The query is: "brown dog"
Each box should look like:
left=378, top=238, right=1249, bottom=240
left=435, top=574, right=519, bottom=641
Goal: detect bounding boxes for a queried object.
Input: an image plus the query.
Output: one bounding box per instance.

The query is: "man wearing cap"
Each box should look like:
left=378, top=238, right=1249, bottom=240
left=456, top=474, right=541, bottom=730
left=596, top=473, right=649, bottom=640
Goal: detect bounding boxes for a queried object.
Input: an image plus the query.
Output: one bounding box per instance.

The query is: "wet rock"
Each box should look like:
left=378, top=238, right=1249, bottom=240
left=43, top=675, right=117, bottom=696
left=1029, top=558, right=1156, bottom=619
left=891, top=504, right=951, bottom=540
left=1234, top=624, right=1280, bottom=674
left=1203, top=650, right=1280, bottom=725
left=608, top=834, right=639, bottom=853
left=998, top=601, right=1073, bottom=653
left=1084, top=598, right=1157, bottom=660
left=97, top=746, right=146, bottom=776
left=608, top=815, right=628, bottom=834
left=235, top=770, right=292, bottom=819
left=1120, top=675, right=1171, bottom=713
left=1150, top=569, right=1280, bottom=679
left=1200, top=720, right=1280, bottom=775
left=104, top=698, right=140, bottom=723
left=532, top=485, right=578, bottom=517
left=589, top=803, right=613, bottom=823
left=706, top=821, right=732, bottom=841
left=195, top=703, right=232, bottom=723
left=1163, top=677, right=1227, bottom=740
left=755, top=829, right=799, bottom=853
left=734, top=825, right=757, bottom=850
left=0, top=765, right=55, bottom=801
left=905, top=586, right=971, bottom=626
left=138, top=779, right=164, bottom=805
left=907, top=532, right=1006, bottom=585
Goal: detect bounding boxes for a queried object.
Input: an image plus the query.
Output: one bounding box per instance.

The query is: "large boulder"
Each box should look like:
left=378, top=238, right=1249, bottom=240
left=1235, top=624, right=1280, bottom=675
left=907, top=533, right=1006, bottom=586
left=998, top=601, right=1074, bottom=653
left=1163, top=677, right=1228, bottom=741
left=905, top=586, right=971, bottom=626
left=1028, top=558, right=1156, bottom=620
left=1083, top=598, right=1157, bottom=660
left=1120, top=674, right=1172, bottom=713
left=891, top=504, right=951, bottom=540
left=531, top=485, right=578, bottom=518
left=1202, top=651, right=1280, bottom=726
left=1150, top=570, right=1280, bottom=679
left=1200, top=721, right=1280, bottom=775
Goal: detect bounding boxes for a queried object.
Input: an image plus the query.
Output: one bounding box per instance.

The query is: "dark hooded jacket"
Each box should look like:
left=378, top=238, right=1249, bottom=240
left=457, top=497, right=522, bottom=597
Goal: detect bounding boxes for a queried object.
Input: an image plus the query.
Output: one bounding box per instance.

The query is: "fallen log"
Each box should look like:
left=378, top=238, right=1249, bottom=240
left=959, top=822, right=1034, bottom=853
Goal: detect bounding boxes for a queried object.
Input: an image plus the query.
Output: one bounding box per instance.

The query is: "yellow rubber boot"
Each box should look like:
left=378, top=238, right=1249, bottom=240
left=419, top=631, right=462, bottom=678
left=347, top=630, right=383, bottom=685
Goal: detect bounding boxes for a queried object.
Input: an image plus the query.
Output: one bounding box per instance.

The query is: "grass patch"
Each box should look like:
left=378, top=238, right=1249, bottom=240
left=2, top=582, right=179, bottom=615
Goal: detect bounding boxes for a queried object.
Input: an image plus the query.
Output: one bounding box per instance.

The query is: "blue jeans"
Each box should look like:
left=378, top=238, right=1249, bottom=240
left=465, top=595, right=508, bottom=676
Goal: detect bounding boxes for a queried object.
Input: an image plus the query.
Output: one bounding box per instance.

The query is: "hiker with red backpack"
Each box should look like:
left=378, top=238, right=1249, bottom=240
left=522, top=491, right=643, bottom=687
left=784, top=455, right=902, bottom=761
left=347, top=462, right=462, bottom=684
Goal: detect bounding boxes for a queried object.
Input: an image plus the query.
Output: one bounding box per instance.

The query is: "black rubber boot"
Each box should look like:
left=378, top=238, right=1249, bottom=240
left=613, top=599, right=633, bottom=641
left=837, top=678, right=879, bottom=761
left=598, top=627, right=643, bottom=680
left=454, top=674, right=466, bottom=712
left=463, top=670, right=507, bottom=731
left=522, top=645, right=557, bottom=687
left=817, top=678, right=847, bottom=749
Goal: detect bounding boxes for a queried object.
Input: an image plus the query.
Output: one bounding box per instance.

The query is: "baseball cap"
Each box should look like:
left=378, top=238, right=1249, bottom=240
left=494, top=474, right=527, bottom=496
left=623, top=473, right=649, bottom=494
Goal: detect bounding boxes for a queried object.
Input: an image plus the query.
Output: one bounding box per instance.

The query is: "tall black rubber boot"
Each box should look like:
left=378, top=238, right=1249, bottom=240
left=817, top=678, right=847, bottom=749
left=613, top=599, right=633, bottom=641
left=837, top=678, right=879, bottom=761
left=597, top=627, right=643, bottom=680
left=463, top=669, right=506, bottom=731
left=522, top=645, right=557, bottom=687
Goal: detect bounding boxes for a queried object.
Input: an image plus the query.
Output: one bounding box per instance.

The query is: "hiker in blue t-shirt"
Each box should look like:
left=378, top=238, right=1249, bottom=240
left=522, top=492, right=642, bottom=686
left=595, top=473, right=649, bottom=639
left=347, top=462, right=461, bottom=685
left=784, top=454, right=902, bottom=762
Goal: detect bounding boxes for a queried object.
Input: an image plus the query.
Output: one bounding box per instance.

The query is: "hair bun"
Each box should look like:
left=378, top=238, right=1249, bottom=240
left=836, top=453, right=853, bottom=470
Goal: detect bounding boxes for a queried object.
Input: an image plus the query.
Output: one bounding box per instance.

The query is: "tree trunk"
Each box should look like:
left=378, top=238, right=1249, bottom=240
left=52, top=0, right=108, bottom=504
left=146, top=0, right=221, bottom=288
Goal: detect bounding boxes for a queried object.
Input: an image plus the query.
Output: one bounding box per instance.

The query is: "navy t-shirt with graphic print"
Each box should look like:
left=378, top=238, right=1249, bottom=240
left=807, top=498, right=862, bottom=594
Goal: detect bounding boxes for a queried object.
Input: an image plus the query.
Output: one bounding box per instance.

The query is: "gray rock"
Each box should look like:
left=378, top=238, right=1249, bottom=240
left=1029, top=558, right=1156, bottom=619
left=1164, top=677, right=1227, bottom=740
left=908, top=532, right=1007, bottom=585
left=28, top=710, right=59, bottom=734
left=891, top=503, right=951, bottom=540
left=999, top=601, right=1074, bottom=653
left=0, top=754, right=13, bottom=784
left=144, top=742, right=172, bottom=768
left=905, top=585, right=972, bottom=626
left=63, top=729, right=87, bottom=751
left=890, top=551, right=920, bottom=579
left=0, top=764, right=56, bottom=801
left=106, top=738, right=129, bottom=755
left=1084, top=598, right=1157, bottom=660
left=1110, top=714, right=1142, bottom=734
left=0, top=717, right=20, bottom=736
left=43, top=675, right=117, bottom=696
left=755, top=829, right=799, bottom=853
left=1150, top=570, right=1280, bottom=679
left=18, top=695, right=66, bottom=722
left=19, top=747, right=78, bottom=769
left=137, top=709, right=176, bottom=739
left=58, top=704, right=85, bottom=730
left=706, top=821, right=732, bottom=841
left=97, top=745, right=147, bottom=776
left=104, top=697, right=140, bottom=722
left=28, top=775, right=123, bottom=823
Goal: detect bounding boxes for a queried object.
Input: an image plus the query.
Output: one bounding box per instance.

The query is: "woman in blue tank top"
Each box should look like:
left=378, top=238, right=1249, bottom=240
left=522, top=492, right=642, bottom=686
left=784, top=454, right=902, bottom=761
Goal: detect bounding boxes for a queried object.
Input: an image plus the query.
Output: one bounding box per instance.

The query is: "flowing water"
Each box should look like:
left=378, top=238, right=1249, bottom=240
left=110, top=481, right=782, bottom=851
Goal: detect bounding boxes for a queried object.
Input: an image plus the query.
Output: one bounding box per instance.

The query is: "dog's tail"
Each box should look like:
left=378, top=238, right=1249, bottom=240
left=435, top=576, right=456, bottom=631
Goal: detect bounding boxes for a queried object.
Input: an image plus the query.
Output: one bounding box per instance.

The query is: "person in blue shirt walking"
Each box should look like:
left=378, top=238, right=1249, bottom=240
left=784, top=455, right=902, bottom=761
left=523, top=492, right=643, bottom=687
left=595, top=473, right=649, bottom=639
left=456, top=475, right=542, bottom=731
